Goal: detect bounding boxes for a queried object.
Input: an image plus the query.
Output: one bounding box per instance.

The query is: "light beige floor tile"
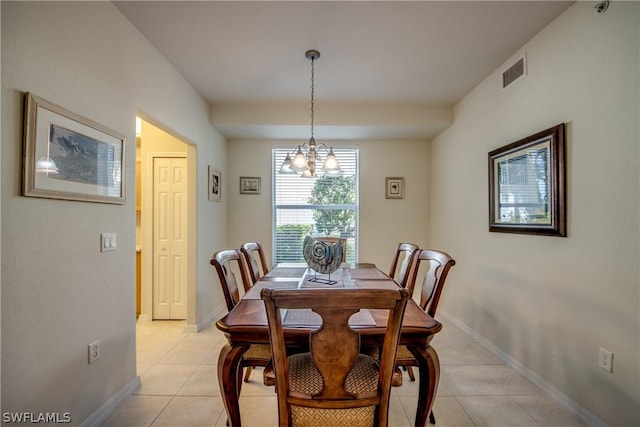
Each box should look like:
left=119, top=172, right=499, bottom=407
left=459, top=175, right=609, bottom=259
left=392, top=368, right=452, bottom=397
left=235, top=368, right=277, bottom=397
left=136, top=364, right=199, bottom=396
left=387, top=395, right=412, bottom=427
left=235, top=396, right=279, bottom=427
left=442, top=365, right=542, bottom=396
left=391, top=373, right=420, bottom=397
left=137, top=341, right=180, bottom=372
left=457, top=396, right=537, bottom=426
left=436, top=378, right=453, bottom=397
left=399, top=395, right=475, bottom=427
left=437, top=341, right=504, bottom=365
left=100, top=395, right=171, bottom=427
left=151, top=396, right=224, bottom=427
left=136, top=325, right=160, bottom=342
left=137, top=360, right=156, bottom=377
left=137, top=339, right=180, bottom=356
left=177, top=365, right=221, bottom=397
left=182, top=329, right=224, bottom=346
left=202, top=342, right=225, bottom=365
left=139, top=322, right=188, bottom=344
left=432, top=317, right=476, bottom=344
left=511, top=395, right=587, bottom=426
left=214, top=410, right=229, bottom=427
left=159, top=341, right=215, bottom=365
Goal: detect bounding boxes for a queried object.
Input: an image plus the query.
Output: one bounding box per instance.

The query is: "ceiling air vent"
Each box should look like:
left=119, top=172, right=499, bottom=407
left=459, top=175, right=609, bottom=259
left=502, top=56, right=525, bottom=89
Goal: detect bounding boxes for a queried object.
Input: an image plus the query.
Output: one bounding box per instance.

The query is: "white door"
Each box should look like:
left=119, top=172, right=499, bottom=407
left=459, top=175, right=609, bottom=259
left=152, top=157, right=187, bottom=319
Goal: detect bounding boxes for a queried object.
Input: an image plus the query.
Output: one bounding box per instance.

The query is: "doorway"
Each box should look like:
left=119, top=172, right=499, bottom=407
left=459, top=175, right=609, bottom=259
left=136, top=117, right=196, bottom=324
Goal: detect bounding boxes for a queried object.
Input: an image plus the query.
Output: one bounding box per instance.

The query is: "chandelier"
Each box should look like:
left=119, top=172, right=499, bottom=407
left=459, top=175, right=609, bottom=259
left=278, top=50, right=341, bottom=178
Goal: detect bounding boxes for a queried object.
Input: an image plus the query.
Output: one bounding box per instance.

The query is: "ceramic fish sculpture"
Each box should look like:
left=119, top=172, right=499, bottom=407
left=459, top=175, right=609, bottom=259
left=302, top=236, right=343, bottom=275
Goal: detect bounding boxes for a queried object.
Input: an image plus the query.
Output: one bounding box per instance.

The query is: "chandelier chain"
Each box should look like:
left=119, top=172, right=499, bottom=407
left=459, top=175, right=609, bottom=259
left=310, top=55, right=315, bottom=139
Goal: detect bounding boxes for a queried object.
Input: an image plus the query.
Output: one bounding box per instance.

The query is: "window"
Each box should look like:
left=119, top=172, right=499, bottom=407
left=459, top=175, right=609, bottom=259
left=272, top=148, right=358, bottom=264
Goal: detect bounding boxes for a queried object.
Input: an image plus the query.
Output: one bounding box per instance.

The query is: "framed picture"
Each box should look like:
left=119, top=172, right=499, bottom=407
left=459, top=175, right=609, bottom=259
left=208, top=166, right=221, bottom=202
left=239, top=176, right=261, bottom=195
left=385, top=177, right=405, bottom=199
left=488, top=123, right=566, bottom=236
left=22, top=93, right=126, bottom=204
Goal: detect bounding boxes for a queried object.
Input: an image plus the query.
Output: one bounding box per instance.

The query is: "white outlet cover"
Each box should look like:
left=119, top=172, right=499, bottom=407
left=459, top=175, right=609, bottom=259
left=599, top=347, right=613, bottom=372
left=89, top=340, right=100, bottom=364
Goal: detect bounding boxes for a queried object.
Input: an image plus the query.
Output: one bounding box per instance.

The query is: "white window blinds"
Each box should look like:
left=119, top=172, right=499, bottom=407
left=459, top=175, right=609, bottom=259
left=272, top=148, right=359, bottom=264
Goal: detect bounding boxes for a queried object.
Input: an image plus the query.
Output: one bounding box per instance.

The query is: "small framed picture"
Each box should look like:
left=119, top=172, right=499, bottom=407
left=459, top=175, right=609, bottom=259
left=385, top=177, right=404, bottom=199
left=239, top=176, right=261, bottom=195
left=208, top=166, right=221, bottom=202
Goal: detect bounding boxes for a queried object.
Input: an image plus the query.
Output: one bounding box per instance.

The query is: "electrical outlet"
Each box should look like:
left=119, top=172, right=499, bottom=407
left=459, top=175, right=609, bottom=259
left=599, top=347, right=613, bottom=372
left=88, top=340, right=100, bottom=364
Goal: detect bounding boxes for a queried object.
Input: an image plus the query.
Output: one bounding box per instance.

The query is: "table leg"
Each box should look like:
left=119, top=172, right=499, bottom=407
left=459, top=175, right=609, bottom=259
left=408, top=345, right=440, bottom=427
left=218, top=343, right=248, bottom=427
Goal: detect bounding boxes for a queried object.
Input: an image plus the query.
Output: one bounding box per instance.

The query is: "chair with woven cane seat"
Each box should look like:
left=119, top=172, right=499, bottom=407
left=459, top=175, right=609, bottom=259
left=315, top=237, right=347, bottom=262
left=261, top=287, right=410, bottom=427
left=240, top=241, right=270, bottom=284
left=388, top=243, right=420, bottom=288
left=210, top=249, right=272, bottom=384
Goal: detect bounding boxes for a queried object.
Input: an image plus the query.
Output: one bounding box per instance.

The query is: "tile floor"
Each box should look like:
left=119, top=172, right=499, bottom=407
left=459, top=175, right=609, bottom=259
left=101, top=316, right=587, bottom=427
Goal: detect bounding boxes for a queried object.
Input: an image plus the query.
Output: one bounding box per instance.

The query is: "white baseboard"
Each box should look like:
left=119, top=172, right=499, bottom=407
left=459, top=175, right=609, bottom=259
left=438, top=309, right=606, bottom=427
left=79, top=376, right=141, bottom=427
left=184, top=303, right=227, bottom=333
left=183, top=323, right=200, bottom=333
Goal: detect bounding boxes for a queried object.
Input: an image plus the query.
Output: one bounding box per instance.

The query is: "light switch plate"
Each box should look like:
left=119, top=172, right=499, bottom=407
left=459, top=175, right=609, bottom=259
left=101, top=233, right=116, bottom=252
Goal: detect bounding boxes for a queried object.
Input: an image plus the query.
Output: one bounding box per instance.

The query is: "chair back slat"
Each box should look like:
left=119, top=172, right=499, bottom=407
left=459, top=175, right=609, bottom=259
left=388, top=243, right=420, bottom=289
left=241, top=242, right=270, bottom=284
left=210, top=249, right=251, bottom=311
left=310, top=307, right=360, bottom=399
left=408, top=249, right=456, bottom=318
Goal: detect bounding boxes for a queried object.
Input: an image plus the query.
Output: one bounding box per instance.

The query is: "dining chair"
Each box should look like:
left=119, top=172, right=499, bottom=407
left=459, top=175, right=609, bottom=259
left=396, top=249, right=456, bottom=425
left=388, top=243, right=420, bottom=288
left=210, top=249, right=272, bottom=384
left=240, top=241, right=270, bottom=284
left=315, top=236, right=347, bottom=262
left=261, top=287, right=410, bottom=427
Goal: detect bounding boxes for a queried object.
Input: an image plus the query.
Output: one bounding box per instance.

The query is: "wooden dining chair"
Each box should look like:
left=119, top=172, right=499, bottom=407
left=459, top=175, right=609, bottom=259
left=395, top=249, right=456, bottom=426
left=315, top=236, right=347, bottom=262
left=240, top=241, right=270, bottom=284
left=261, top=287, right=410, bottom=427
left=395, top=249, right=456, bottom=378
left=388, top=243, right=420, bottom=288
left=210, top=249, right=272, bottom=384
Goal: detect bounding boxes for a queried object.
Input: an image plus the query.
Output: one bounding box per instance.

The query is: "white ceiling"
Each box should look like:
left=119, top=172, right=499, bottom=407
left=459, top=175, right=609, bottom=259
left=116, top=1, right=573, bottom=140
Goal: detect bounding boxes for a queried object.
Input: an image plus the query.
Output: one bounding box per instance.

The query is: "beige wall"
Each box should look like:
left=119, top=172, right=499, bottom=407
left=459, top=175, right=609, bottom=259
left=227, top=139, right=431, bottom=272
left=1, top=2, right=227, bottom=423
left=430, top=2, right=639, bottom=425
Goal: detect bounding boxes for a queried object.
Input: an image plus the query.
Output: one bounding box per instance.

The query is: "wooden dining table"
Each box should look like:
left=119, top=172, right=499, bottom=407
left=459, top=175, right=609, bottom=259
left=215, top=263, right=442, bottom=427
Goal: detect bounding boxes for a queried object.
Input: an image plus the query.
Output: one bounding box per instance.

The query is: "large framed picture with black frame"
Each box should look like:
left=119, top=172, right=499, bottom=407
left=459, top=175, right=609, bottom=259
left=488, top=123, right=566, bottom=236
left=22, top=93, right=126, bottom=204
